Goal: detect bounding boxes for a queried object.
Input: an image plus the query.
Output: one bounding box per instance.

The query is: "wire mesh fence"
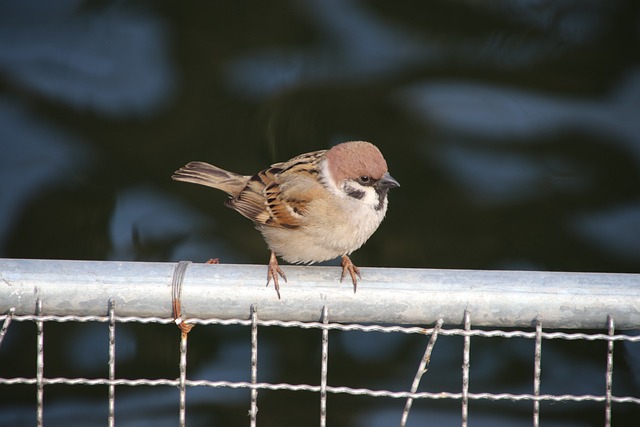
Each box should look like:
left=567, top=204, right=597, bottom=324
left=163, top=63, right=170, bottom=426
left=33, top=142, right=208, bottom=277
left=1, top=258, right=640, bottom=426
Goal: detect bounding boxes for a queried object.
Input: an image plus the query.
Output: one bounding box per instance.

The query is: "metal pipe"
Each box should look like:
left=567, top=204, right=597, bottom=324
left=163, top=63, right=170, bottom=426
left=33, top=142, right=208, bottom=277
left=1, top=258, right=639, bottom=329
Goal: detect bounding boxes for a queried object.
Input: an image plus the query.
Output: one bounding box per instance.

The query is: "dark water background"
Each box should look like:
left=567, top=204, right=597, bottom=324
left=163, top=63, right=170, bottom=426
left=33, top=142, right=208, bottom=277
left=1, top=1, right=640, bottom=426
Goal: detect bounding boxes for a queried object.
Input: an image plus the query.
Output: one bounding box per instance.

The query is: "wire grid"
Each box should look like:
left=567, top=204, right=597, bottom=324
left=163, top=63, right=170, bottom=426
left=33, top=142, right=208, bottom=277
left=1, top=303, right=640, bottom=426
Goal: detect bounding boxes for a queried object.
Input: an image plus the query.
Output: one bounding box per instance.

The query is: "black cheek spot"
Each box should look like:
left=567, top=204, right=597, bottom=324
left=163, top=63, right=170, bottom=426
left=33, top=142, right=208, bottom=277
left=345, top=187, right=366, bottom=200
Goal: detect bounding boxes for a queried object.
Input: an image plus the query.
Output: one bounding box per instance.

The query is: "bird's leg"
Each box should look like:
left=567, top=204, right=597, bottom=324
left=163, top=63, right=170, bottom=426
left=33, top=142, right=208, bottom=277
left=340, top=255, right=361, bottom=293
left=267, top=251, right=287, bottom=299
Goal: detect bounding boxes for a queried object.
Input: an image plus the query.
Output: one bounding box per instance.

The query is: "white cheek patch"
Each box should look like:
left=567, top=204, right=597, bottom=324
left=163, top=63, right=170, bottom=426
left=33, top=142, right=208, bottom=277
left=360, top=186, right=380, bottom=207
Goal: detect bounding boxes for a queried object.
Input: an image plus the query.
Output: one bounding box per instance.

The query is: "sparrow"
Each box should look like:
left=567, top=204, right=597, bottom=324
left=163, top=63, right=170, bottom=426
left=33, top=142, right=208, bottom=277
left=172, top=140, right=399, bottom=298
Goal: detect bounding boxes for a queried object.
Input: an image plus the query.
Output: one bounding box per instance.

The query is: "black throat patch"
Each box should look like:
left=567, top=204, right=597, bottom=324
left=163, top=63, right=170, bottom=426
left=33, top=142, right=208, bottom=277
left=374, top=188, right=388, bottom=211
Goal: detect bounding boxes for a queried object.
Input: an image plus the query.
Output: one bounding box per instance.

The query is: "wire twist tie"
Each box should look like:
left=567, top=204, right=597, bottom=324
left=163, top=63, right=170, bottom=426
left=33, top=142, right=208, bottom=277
left=171, top=261, right=193, bottom=334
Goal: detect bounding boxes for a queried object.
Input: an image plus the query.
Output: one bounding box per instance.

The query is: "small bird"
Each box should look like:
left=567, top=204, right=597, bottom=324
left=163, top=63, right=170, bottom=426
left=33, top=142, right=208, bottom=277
left=172, top=141, right=399, bottom=298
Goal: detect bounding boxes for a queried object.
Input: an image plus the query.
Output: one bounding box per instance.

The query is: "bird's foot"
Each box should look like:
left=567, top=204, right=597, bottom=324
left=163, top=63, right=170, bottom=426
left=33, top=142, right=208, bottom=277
left=340, top=255, right=361, bottom=293
left=267, top=251, right=287, bottom=299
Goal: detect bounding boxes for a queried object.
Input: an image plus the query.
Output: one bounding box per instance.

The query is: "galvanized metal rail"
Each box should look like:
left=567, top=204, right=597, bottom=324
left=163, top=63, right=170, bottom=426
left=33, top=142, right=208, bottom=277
left=1, top=258, right=639, bottom=329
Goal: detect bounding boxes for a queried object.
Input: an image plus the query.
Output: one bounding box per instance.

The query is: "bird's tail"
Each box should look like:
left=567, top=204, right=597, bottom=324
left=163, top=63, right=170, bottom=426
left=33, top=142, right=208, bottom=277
left=172, top=161, right=249, bottom=196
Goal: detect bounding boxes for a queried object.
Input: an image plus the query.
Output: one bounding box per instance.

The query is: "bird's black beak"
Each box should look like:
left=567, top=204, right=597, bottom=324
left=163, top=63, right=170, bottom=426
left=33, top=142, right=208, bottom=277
left=376, top=172, right=400, bottom=189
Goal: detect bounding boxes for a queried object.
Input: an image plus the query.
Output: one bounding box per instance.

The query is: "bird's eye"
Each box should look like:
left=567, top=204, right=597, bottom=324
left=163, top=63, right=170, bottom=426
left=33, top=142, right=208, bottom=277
left=357, top=176, right=371, bottom=185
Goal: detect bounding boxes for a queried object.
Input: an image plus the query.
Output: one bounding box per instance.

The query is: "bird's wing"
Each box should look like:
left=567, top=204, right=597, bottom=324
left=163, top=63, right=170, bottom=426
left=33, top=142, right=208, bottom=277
left=227, top=150, right=326, bottom=229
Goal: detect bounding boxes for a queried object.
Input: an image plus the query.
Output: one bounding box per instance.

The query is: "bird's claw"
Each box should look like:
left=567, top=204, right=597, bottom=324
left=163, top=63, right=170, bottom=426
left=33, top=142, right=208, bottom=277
left=267, top=252, right=287, bottom=299
left=340, top=255, right=361, bottom=293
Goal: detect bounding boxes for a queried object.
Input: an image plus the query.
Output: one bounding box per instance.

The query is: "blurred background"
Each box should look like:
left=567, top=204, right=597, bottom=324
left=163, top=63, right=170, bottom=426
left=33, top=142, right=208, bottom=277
left=1, top=0, right=639, bottom=425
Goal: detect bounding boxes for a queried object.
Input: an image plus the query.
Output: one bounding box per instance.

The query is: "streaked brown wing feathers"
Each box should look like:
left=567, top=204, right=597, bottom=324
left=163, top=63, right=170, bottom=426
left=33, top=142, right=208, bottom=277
left=227, top=150, right=325, bottom=229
